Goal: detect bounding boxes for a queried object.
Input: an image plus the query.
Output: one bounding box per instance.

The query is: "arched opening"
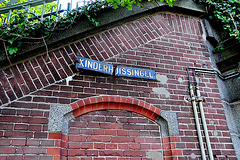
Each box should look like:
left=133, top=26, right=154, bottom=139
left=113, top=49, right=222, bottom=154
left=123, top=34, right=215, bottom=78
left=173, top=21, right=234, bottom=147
left=67, top=110, right=164, bottom=159
left=47, top=96, right=181, bottom=159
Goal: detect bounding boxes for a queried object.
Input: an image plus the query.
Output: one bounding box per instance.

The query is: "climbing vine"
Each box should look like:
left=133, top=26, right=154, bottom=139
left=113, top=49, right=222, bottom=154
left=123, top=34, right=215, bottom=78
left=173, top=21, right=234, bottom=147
left=0, top=0, right=112, bottom=56
left=107, top=0, right=174, bottom=10
left=197, top=0, right=240, bottom=40
left=0, top=0, right=174, bottom=57
left=196, top=0, right=240, bottom=76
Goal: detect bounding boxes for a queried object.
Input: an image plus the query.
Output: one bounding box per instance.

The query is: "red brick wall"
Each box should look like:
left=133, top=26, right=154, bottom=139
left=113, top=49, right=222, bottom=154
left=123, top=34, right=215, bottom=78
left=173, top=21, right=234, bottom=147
left=67, top=110, right=162, bottom=159
left=0, top=12, right=237, bottom=159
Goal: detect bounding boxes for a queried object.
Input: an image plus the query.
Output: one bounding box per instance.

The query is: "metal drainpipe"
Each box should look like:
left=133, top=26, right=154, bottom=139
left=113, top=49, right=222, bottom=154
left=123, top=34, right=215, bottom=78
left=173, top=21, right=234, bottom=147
left=193, top=70, right=214, bottom=160
left=187, top=67, right=207, bottom=160
left=187, top=66, right=239, bottom=159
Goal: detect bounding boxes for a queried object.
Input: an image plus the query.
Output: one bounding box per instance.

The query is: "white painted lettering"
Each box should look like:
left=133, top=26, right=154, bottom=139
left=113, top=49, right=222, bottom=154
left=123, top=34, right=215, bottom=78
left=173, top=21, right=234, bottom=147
left=122, top=68, right=126, bottom=75
left=99, top=63, right=103, bottom=71
left=145, top=71, right=149, bottom=77
left=103, top=65, right=108, bottom=72
left=134, top=69, right=139, bottom=76
left=79, top=59, right=84, bottom=67
left=149, top=71, right=154, bottom=78
left=109, top=66, right=113, bottom=74
left=127, top=69, right=131, bottom=75
left=87, top=60, right=93, bottom=69
left=93, top=62, right=98, bottom=70
left=140, top=70, right=144, bottom=76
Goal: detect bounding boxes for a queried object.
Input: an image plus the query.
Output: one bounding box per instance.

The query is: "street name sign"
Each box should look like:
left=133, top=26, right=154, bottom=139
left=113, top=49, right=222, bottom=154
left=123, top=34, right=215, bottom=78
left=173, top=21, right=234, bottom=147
left=76, top=57, right=155, bottom=80
left=76, top=57, right=114, bottom=75
left=116, top=66, right=155, bottom=80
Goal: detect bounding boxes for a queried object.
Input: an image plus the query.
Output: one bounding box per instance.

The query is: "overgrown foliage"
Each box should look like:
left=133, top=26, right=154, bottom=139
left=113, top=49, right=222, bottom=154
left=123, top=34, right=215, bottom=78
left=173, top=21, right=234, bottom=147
left=1, top=0, right=240, bottom=57
left=107, top=0, right=174, bottom=10
left=0, top=0, right=57, bottom=24
left=0, top=0, right=174, bottom=56
left=197, top=0, right=240, bottom=40
left=0, top=0, right=111, bottom=56
left=196, top=0, right=240, bottom=77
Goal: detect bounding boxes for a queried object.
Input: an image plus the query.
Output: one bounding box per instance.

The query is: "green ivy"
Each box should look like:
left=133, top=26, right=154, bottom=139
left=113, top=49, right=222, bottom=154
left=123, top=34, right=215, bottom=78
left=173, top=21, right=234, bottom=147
left=0, top=0, right=175, bottom=56
left=197, top=0, right=240, bottom=40
left=107, top=0, right=174, bottom=10
left=0, top=0, right=111, bottom=56
left=196, top=0, right=240, bottom=75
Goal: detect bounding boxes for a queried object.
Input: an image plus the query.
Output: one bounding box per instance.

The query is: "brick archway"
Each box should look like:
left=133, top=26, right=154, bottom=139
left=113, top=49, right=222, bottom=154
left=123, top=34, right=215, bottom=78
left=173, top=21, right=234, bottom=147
left=47, top=96, right=181, bottom=159
left=70, top=96, right=161, bottom=121
left=67, top=110, right=163, bottom=159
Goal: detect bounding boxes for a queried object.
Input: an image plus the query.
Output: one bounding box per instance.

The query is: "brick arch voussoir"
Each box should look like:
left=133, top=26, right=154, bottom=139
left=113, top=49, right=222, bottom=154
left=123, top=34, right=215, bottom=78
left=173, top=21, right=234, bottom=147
left=70, top=95, right=161, bottom=121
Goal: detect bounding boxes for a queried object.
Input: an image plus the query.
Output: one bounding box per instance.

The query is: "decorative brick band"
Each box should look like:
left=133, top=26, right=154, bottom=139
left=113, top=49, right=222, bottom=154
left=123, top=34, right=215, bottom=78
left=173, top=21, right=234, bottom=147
left=70, top=96, right=161, bottom=121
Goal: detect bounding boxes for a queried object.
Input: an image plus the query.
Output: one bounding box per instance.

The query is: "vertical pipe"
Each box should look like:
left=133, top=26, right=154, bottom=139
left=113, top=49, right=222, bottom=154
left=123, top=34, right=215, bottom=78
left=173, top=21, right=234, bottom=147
left=56, top=0, right=60, bottom=16
left=193, top=69, right=214, bottom=160
left=187, top=68, right=207, bottom=160
left=3, top=17, right=7, bottom=24
left=41, top=1, right=46, bottom=21
left=76, top=2, right=79, bottom=9
left=7, top=9, right=12, bottom=23
left=67, top=3, right=71, bottom=11
left=196, top=86, right=214, bottom=160
left=50, top=6, right=53, bottom=18
left=189, top=85, right=207, bottom=160
left=58, top=4, right=61, bottom=18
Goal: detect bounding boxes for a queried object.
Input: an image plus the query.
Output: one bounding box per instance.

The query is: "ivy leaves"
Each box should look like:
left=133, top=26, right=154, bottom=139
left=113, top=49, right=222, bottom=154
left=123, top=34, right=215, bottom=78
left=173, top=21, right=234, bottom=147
left=199, top=0, right=240, bottom=40
left=107, top=0, right=174, bottom=10
left=0, top=0, right=176, bottom=56
left=0, top=0, right=110, bottom=56
left=1, top=9, right=55, bottom=55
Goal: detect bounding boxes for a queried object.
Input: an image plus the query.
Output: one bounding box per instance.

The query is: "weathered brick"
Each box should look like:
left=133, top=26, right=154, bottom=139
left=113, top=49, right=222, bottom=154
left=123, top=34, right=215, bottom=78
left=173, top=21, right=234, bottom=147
left=8, top=155, right=23, bottom=160
left=69, top=135, right=86, bottom=142
left=4, top=131, right=33, bottom=138
left=94, top=143, right=105, bottom=149
left=100, top=123, right=122, bottom=129
left=0, top=85, right=8, bottom=104
left=22, top=72, right=36, bottom=92
left=28, top=117, right=48, bottom=124
left=68, top=149, right=85, bottom=156
left=17, top=147, right=46, bottom=154
left=100, top=150, right=123, bottom=156
left=14, top=124, right=28, bottom=130
left=112, top=137, right=134, bottom=143
left=87, top=150, right=98, bottom=156
left=0, top=12, right=237, bottom=160
left=87, top=136, right=111, bottom=142
left=41, top=140, right=54, bottom=146
left=0, top=139, right=11, bottom=146
left=47, top=148, right=60, bottom=155
left=124, top=150, right=146, bottom=157
left=34, top=132, right=47, bottom=138
left=0, top=147, right=16, bottom=154
left=35, top=67, right=49, bottom=86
